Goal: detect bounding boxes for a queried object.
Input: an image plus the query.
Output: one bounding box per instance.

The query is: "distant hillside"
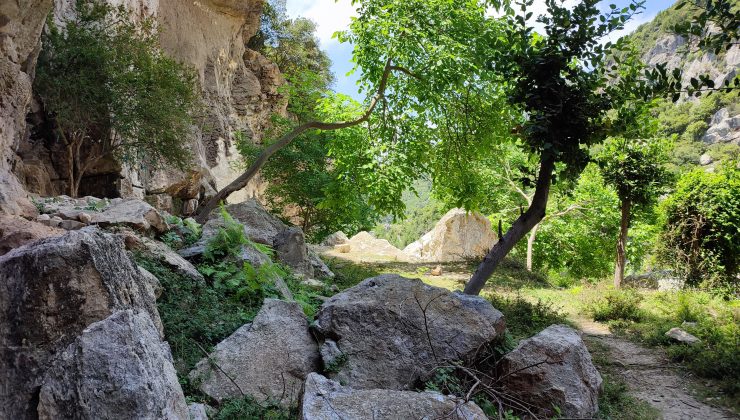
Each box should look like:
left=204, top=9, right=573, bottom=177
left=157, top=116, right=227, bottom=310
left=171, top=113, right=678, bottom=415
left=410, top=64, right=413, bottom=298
left=626, top=0, right=740, bottom=169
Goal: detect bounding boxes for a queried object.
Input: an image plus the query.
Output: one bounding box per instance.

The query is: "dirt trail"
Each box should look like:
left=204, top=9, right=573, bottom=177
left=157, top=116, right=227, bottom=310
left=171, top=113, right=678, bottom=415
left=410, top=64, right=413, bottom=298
left=578, top=321, right=737, bottom=420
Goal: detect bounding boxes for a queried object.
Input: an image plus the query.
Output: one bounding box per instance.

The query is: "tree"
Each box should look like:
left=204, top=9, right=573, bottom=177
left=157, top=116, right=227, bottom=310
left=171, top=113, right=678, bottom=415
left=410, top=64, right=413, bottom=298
left=340, top=0, right=647, bottom=295
left=598, top=133, right=672, bottom=288
left=658, top=163, right=740, bottom=293
left=35, top=0, right=197, bottom=197
left=195, top=0, right=648, bottom=296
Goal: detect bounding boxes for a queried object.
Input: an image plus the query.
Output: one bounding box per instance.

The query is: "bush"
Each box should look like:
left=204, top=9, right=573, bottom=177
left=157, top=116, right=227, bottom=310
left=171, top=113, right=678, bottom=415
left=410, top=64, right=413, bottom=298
left=488, top=294, right=567, bottom=339
left=215, top=396, right=295, bottom=420
left=658, top=164, right=740, bottom=292
left=587, top=289, right=643, bottom=322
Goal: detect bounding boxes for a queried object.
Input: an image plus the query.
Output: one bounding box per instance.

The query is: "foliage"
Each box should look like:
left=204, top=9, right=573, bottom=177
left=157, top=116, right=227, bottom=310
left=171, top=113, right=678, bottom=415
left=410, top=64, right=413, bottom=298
left=488, top=294, right=567, bottom=339
left=598, top=135, right=672, bottom=211
left=162, top=216, right=202, bottom=249
left=35, top=0, right=197, bottom=196
left=135, top=257, right=252, bottom=376
left=214, top=396, right=295, bottom=420
left=523, top=165, right=620, bottom=279
left=373, top=178, right=447, bottom=248
left=657, top=163, right=740, bottom=291
left=587, top=288, right=644, bottom=322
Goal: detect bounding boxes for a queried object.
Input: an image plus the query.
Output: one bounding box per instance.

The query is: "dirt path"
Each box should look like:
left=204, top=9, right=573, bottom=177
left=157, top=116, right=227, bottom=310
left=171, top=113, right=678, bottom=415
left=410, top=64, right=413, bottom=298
left=578, top=321, right=737, bottom=420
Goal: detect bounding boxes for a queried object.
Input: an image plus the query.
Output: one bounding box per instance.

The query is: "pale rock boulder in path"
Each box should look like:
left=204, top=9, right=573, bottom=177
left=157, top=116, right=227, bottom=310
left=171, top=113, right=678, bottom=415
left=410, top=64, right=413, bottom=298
left=404, top=208, right=497, bottom=262
left=189, top=299, right=320, bottom=405
left=321, top=231, right=349, bottom=246
left=665, top=327, right=701, bottom=345
left=37, top=310, right=188, bottom=420
left=313, top=274, right=506, bottom=390
left=497, top=324, right=602, bottom=419
left=0, top=227, right=163, bottom=419
left=301, top=373, right=487, bottom=420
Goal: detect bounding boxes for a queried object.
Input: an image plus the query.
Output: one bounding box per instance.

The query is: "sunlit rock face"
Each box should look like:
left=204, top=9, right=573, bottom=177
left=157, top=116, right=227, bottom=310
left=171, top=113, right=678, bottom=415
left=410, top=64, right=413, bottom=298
left=14, top=0, right=286, bottom=211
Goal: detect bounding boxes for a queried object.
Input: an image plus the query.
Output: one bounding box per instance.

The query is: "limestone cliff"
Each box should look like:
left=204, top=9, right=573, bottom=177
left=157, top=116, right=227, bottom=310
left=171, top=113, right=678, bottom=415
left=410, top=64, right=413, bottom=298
left=0, top=0, right=53, bottom=216
left=9, top=0, right=286, bottom=214
left=629, top=4, right=739, bottom=146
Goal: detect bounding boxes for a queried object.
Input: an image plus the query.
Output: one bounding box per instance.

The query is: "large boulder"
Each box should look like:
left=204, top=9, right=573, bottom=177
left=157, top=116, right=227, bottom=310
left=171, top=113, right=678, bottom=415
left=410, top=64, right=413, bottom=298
left=0, top=228, right=162, bottom=418
left=313, top=275, right=505, bottom=390
left=301, top=373, right=487, bottom=420
left=189, top=299, right=320, bottom=405
left=404, top=208, right=497, bottom=262
left=497, top=324, right=602, bottom=419
left=137, top=236, right=204, bottom=282
left=37, top=310, right=188, bottom=420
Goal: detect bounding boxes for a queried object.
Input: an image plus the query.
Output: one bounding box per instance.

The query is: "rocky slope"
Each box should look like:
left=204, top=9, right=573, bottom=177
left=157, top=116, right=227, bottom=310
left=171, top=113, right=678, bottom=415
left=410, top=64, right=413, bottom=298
left=629, top=2, right=739, bottom=146
left=2, top=0, right=286, bottom=217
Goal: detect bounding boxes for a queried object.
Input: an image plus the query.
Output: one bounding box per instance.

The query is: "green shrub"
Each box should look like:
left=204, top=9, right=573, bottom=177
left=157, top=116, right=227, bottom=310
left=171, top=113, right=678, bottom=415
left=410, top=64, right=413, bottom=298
left=658, top=164, right=740, bottom=292
left=488, top=294, right=567, bottom=339
left=587, top=289, right=643, bottom=322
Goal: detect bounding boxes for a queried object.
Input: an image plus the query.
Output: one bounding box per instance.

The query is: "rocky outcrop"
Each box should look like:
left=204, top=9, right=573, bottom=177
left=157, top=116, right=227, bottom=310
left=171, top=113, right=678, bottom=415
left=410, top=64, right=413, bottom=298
left=189, top=299, right=320, bottom=405
left=34, top=196, right=169, bottom=233
left=404, top=208, right=497, bottom=262
left=313, top=275, right=506, bottom=390
left=37, top=309, right=188, bottom=420
left=301, top=373, right=487, bottom=420
left=0, top=227, right=162, bottom=418
left=497, top=324, right=602, bottom=419
left=15, top=0, right=285, bottom=209
left=136, top=236, right=204, bottom=282
left=702, top=108, right=740, bottom=145
left=321, top=231, right=349, bottom=246
left=0, top=0, right=53, bottom=216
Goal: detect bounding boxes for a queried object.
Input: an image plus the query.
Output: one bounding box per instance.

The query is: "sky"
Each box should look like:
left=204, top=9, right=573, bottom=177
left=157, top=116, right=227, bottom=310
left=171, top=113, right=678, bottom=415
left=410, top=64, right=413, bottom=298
left=286, top=0, right=677, bottom=100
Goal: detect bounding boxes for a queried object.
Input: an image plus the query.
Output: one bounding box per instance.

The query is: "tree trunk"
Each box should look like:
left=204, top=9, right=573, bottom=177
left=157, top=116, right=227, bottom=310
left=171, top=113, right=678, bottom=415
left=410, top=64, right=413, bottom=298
left=526, top=223, right=540, bottom=272
left=66, top=143, right=77, bottom=197
left=464, top=155, right=555, bottom=295
left=614, top=199, right=631, bottom=288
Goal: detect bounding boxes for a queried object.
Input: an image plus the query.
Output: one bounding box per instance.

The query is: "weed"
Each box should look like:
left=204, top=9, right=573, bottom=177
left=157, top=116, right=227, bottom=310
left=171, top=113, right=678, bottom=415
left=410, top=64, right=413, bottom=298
left=32, top=198, right=47, bottom=214
left=323, top=353, right=348, bottom=374
left=587, top=288, right=644, bottom=322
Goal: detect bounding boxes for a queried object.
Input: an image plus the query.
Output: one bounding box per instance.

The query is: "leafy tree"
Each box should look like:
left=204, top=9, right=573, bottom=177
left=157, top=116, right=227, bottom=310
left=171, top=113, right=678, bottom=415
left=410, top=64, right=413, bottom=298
left=35, top=0, right=197, bottom=197
left=598, top=137, right=672, bottom=287
left=597, top=104, right=672, bottom=287
left=658, top=163, right=740, bottom=292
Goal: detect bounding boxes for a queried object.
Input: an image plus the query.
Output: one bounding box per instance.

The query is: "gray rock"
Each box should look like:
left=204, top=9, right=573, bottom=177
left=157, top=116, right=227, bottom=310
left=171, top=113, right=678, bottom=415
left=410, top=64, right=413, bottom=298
left=666, top=327, right=701, bottom=345
left=274, top=226, right=313, bottom=277
left=183, top=198, right=199, bottom=216
left=59, top=219, right=86, bottom=230
left=37, top=310, right=188, bottom=420
left=189, top=299, right=320, bottom=405
left=321, top=231, right=349, bottom=246
left=313, top=274, right=505, bottom=390
left=213, top=200, right=286, bottom=245
left=78, top=212, right=92, bottom=224
left=140, top=236, right=204, bottom=282
left=138, top=266, right=164, bottom=300
left=0, top=228, right=163, bottom=418
left=699, top=153, right=714, bottom=166
left=319, top=339, right=344, bottom=369
left=301, top=373, right=487, bottom=420
left=188, top=403, right=210, bottom=420
left=308, top=247, right=334, bottom=279
left=498, top=324, right=602, bottom=419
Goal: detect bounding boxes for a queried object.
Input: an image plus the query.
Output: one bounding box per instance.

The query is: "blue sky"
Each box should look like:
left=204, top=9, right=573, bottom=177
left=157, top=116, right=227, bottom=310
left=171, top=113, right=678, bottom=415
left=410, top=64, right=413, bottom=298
left=286, top=0, right=677, bottom=100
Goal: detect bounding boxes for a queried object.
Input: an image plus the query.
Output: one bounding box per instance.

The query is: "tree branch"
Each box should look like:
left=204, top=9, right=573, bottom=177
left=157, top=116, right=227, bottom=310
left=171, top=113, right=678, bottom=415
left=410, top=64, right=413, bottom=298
left=195, top=57, right=400, bottom=223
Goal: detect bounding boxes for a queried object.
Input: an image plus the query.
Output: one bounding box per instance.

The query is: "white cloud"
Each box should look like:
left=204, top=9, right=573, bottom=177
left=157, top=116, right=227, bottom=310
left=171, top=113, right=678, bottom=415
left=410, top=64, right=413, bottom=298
left=286, top=0, right=358, bottom=48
